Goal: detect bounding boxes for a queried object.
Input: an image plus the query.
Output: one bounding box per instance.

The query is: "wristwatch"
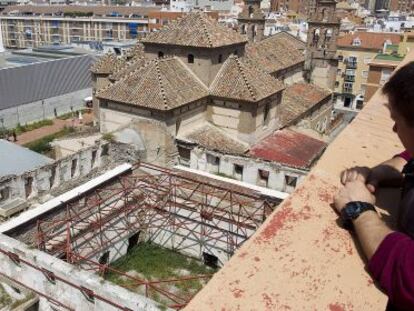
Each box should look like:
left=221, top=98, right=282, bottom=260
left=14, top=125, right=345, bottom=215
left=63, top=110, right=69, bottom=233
left=340, top=201, right=376, bottom=229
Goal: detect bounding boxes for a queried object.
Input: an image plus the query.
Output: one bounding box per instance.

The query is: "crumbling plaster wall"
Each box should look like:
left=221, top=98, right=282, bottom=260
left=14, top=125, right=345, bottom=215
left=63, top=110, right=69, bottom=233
left=0, top=142, right=106, bottom=219
left=310, top=58, right=338, bottom=91
left=99, top=100, right=213, bottom=166
left=207, top=94, right=281, bottom=145
left=190, top=148, right=306, bottom=193
left=278, top=64, right=305, bottom=86
left=0, top=233, right=161, bottom=311
left=296, top=98, right=333, bottom=134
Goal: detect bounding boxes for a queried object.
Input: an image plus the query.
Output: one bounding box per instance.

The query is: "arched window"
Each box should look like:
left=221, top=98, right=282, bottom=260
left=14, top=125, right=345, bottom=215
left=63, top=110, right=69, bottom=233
left=218, top=54, right=223, bottom=63
left=158, top=51, right=164, bottom=58
left=248, top=5, right=253, bottom=16
left=240, top=24, right=247, bottom=34
left=313, top=28, right=320, bottom=45
left=188, top=54, right=194, bottom=63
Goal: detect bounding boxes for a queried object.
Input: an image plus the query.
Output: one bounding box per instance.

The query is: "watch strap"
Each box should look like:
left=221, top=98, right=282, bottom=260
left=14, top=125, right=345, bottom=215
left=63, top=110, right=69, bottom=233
left=341, top=201, right=376, bottom=230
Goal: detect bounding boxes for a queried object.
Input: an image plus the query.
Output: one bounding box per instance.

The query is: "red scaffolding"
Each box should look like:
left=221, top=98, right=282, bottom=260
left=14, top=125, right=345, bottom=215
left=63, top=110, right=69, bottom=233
left=33, top=162, right=278, bottom=309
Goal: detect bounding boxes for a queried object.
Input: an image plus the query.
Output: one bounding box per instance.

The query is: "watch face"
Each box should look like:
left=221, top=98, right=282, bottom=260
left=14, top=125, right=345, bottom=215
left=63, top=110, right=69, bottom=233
left=343, top=202, right=374, bottom=221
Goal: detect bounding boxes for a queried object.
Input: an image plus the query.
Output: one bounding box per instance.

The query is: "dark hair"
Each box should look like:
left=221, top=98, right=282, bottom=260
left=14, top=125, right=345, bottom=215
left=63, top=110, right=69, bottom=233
left=383, top=61, right=414, bottom=126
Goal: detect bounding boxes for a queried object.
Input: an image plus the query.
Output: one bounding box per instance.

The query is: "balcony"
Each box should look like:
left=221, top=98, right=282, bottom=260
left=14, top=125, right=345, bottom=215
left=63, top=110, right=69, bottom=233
left=346, top=60, right=357, bottom=69
left=70, top=29, right=82, bottom=34
left=186, top=41, right=414, bottom=311
left=342, top=84, right=353, bottom=93
left=344, top=74, right=355, bottom=82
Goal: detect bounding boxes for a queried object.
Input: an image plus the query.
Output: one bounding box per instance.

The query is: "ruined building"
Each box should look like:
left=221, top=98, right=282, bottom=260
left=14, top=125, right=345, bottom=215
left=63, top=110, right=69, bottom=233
left=92, top=12, right=334, bottom=195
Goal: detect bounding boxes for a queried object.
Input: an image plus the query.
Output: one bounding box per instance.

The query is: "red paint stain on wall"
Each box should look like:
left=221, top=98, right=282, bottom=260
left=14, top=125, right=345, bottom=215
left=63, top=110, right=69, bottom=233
left=328, top=303, right=345, bottom=311
left=232, top=288, right=245, bottom=298
left=262, top=293, right=275, bottom=309
left=257, top=206, right=295, bottom=242
left=238, top=252, right=248, bottom=258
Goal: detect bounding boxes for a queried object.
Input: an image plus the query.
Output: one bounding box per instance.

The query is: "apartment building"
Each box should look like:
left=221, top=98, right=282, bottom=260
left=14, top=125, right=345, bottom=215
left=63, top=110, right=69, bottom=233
left=398, top=30, right=414, bottom=55
left=0, top=6, right=192, bottom=49
left=334, top=31, right=400, bottom=111
left=270, top=0, right=316, bottom=16
left=364, top=53, right=403, bottom=102
left=389, top=0, right=413, bottom=12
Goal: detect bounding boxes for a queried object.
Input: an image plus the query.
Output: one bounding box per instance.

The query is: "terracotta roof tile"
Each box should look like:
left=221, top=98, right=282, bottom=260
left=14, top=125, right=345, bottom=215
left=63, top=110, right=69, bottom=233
left=124, top=43, right=146, bottom=60
left=337, top=32, right=401, bottom=50
left=93, top=43, right=146, bottom=78
left=184, top=124, right=249, bottom=155
left=279, top=82, right=331, bottom=127
left=245, top=32, right=305, bottom=74
left=90, top=53, right=124, bottom=75
left=210, top=55, right=284, bottom=102
left=141, top=12, right=247, bottom=48
left=97, top=56, right=208, bottom=110
left=109, top=57, right=148, bottom=81
left=249, top=129, right=326, bottom=169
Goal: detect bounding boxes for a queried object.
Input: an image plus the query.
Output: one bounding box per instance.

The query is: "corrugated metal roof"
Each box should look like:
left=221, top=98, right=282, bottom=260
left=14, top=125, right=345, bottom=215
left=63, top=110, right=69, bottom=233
left=0, top=140, right=53, bottom=178
left=0, top=55, right=93, bottom=110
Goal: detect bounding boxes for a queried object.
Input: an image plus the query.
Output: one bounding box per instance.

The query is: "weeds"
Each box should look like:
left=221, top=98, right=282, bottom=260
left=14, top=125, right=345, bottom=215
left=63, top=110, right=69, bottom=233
left=24, top=126, right=75, bottom=154
left=105, top=242, right=216, bottom=306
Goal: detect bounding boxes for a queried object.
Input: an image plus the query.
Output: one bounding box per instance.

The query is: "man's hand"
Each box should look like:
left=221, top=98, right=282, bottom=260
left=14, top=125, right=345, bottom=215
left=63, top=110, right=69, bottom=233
left=340, top=166, right=378, bottom=193
left=334, top=180, right=376, bottom=213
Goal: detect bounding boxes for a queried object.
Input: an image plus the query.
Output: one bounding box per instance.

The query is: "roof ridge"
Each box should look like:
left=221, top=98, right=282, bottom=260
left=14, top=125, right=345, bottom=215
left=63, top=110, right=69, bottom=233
left=110, top=56, right=147, bottom=80
left=154, top=58, right=169, bottom=110
left=200, top=14, right=213, bottom=48
left=91, top=52, right=116, bottom=73
left=234, top=56, right=256, bottom=101
left=97, top=57, right=153, bottom=97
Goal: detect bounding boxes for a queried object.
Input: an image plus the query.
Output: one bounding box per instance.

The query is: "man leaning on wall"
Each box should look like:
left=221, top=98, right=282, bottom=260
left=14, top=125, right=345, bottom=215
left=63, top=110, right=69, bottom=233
left=333, top=61, right=414, bottom=311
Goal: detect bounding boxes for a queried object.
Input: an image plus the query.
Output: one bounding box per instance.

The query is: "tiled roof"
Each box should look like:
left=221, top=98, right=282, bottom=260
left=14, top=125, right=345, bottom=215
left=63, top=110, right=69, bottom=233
left=279, top=82, right=331, bottom=127
left=125, top=43, right=145, bottom=60
left=210, top=55, right=284, bottom=102
left=90, top=53, right=124, bottom=75
left=245, top=32, right=305, bottom=74
left=141, top=12, right=247, bottom=48
left=184, top=124, right=249, bottom=155
left=109, top=57, right=148, bottom=81
left=97, top=44, right=147, bottom=79
left=337, top=32, right=401, bottom=50
left=249, top=129, right=326, bottom=169
left=96, top=56, right=208, bottom=110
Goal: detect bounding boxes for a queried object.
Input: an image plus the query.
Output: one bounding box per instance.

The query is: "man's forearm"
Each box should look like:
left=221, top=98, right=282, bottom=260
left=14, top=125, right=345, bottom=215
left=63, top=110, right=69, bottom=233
left=352, top=210, right=393, bottom=260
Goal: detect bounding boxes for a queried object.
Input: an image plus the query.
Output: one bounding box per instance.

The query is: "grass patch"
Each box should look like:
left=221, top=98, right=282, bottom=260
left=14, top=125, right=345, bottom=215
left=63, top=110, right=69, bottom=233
left=14, top=120, right=54, bottom=135
left=0, top=284, right=12, bottom=308
left=102, top=132, right=115, bottom=142
left=10, top=292, right=35, bottom=309
left=105, top=242, right=216, bottom=307
left=24, top=126, right=75, bottom=154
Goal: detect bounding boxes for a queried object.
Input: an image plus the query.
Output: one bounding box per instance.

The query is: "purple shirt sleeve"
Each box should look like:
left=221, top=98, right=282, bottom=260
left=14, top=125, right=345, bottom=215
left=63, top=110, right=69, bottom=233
left=395, top=150, right=411, bottom=162
left=368, top=232, right=414, bottom=311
